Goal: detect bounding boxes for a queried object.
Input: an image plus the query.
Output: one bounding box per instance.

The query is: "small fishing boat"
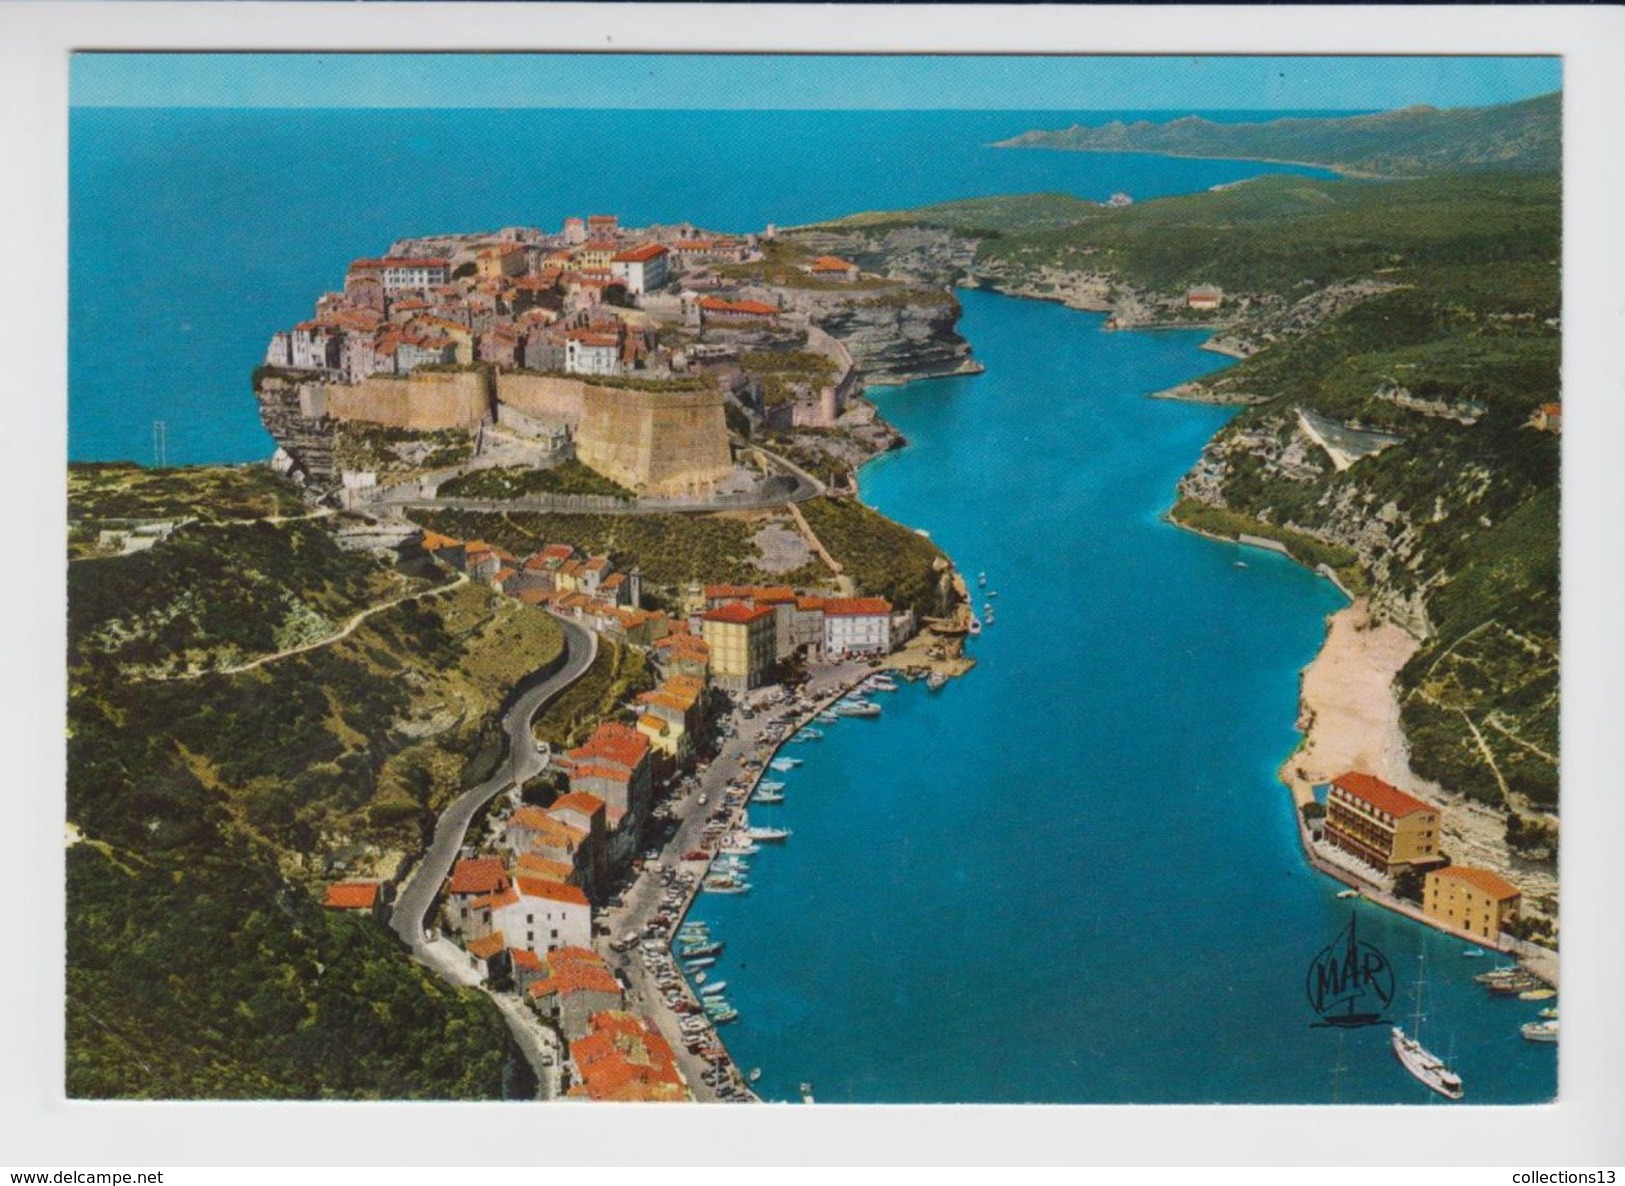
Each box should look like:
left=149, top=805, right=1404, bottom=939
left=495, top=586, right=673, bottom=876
left=836, top=700, right=881, bottom=717
left=770, top=757, right=802, bottom=772
left=699, top=981, right=728, bottom=996
left=707, top=1006, right=739, bottom=1025
left=789, top=728, right=823, bottom=742
left=747, top=826, right=791, bottom=842
left=749, top=1068, right=762, bottom=1083
left=679, top=942, right=723, bottom=959
left=1336, top=889, right=1360, bottom=900
left=977, top=571, right=987, bottom=588
left=926, top=672, right=948, bottom=692
left=753, top=789, right=785, bottom=804
left=1234, top=561, right=1249, bottom=568
left=757, top=779, right=787, bottom=793
left=1461, top=946, right=1486, bottom=958
left=984, top=608, right=996, bottom=626
left=1521, top=1020, right=1559, bottom=1044
left=1519, top=988, right=1557, bottom=1002
left=684, top=957, right=716, bottom=970
left=816, top=710, right=840, bottom=724
left=1540, top=1007, right=1559, bottom=1020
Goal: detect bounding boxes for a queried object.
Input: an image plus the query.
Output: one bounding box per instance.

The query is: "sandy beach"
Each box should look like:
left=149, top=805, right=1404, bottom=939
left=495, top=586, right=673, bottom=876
left=1280, top=597, right=1424, bottom=805
left=1281, top=597, right=1560, bottom=929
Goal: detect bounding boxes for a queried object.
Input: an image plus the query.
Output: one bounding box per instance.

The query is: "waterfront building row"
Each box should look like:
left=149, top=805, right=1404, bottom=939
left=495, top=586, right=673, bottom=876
left=1315, top=770, right=1526, bottom=944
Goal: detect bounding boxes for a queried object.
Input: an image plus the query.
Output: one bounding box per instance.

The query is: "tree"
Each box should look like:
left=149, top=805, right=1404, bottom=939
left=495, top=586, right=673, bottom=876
left=1392, top=868, right=1425, bottom=903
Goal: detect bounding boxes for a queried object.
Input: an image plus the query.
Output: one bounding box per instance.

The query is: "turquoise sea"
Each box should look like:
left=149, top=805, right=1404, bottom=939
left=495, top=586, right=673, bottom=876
left=68, top=108, right=1555, bottom=1103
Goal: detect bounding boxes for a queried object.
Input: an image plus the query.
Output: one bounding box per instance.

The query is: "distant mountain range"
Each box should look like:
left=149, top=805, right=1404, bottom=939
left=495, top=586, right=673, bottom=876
left=993, top=91, right=1560, bottom=178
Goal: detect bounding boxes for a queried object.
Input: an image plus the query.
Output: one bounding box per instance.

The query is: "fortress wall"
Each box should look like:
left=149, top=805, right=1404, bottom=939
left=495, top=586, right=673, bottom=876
left=576, top=386, right=732, bottom=498
left=494, top=372, right=587, bottom=428
left=320, top=372, right=491, bottom=430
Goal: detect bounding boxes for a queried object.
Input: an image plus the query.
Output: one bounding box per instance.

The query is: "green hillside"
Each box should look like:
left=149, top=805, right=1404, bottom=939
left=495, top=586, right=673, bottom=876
left=65, top=467, right=570, bottom=1098
left=995, top=91, right=1561, bottom=178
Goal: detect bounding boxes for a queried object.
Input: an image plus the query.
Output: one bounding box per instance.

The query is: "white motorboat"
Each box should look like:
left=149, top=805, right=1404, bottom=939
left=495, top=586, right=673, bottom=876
left=1521, top=1020, right=1558, bottom=1043
left=770, top=757, right=802, bottom=772
left=747, top=826, right=791, bottom=842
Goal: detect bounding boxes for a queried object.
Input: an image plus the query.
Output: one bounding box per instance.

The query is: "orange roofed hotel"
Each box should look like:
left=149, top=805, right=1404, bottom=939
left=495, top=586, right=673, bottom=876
left=1323, top=772, right=1444, bottom=880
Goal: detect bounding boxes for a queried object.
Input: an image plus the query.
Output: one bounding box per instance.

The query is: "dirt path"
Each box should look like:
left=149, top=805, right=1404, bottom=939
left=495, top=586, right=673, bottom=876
left=142, top=572, right=467, bottom=682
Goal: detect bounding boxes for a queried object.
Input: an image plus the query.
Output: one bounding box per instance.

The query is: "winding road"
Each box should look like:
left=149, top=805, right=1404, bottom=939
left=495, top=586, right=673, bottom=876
left=390, top=614, right=597, bottom=949
left=387, top=613, right=597, bottom=1097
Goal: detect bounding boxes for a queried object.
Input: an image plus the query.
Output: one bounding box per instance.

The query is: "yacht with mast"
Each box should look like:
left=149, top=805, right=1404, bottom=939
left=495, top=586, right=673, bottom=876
left=1391, top=954, right=1464, bottom=1100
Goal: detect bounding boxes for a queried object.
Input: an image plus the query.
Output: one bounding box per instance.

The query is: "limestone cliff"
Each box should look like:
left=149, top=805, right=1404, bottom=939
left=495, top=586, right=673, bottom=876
left=780, top=287, right=980, bottom=386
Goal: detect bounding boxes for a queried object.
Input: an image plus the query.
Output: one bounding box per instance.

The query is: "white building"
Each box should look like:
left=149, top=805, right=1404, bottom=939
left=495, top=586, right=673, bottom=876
left=350, top=257, right=451, bottom=293
left=493, top=878, right=593, bottom=956
left=564, top=329, right=622, bottom=376
left=610, top=243, right=671, bottom=295
left=289, top=323, right=341, bottom=371
left=822, top=596, right=893, bottom=656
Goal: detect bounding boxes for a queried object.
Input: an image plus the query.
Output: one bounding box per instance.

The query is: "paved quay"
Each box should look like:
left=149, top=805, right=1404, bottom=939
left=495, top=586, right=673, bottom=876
left=596, top=656, right=876, bottom=1102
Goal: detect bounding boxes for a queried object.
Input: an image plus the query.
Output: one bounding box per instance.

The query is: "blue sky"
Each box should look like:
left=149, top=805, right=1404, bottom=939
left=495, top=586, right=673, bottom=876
left=72, top=53, right=1560, bottom=111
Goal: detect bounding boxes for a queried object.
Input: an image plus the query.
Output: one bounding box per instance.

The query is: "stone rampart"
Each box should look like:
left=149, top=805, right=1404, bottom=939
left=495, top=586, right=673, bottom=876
left=575, top=386, right=732, bottom=498
left=320, top=371, right=492, bottom=430
left=494, top=372, right=588, bottom=428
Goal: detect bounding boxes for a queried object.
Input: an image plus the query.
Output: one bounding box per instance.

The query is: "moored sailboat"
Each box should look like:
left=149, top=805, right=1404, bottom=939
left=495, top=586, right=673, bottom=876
left=1391, top=954, right=1463, bottom=1100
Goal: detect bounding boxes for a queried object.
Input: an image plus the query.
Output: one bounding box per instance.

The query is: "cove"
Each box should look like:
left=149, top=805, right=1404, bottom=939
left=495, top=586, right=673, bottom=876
left=684, top=289, right=1556, bottom=1104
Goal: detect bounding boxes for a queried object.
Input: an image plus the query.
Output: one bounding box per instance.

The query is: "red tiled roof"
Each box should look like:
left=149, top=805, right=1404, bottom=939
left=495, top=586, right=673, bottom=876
left=350, top=257, right=449, bottom=270
left=322, top=882, right=380, bottom=910
left=509, top=805, right=553, bottom=829
left=1331, top=772, right=1436, bottom=819
left=469, top=885, right=520, bottom=910
left=698, top=297, right=778, bottom=316
left=702, top=602, right=774, bottom=626
left=571, top=763, right=632, bottom=786
left=550, top=792, right=606, bottom=819
left=613, top=243, right=670, bottom=263
left=821, top=597, right=892, bottom=617
left=568, top=722, right=650, bottom=772
left=1431, top=865, right=1520, bottom=900
left=509, top=947, right=544, bottom=971
left=448, top=856, right=509, bottom=896
left=810, top=255, right=856, bottom=271
left=515, top=854, right=574, bottom=882
left=466, top=932, right=506, bottom=960
left=516, top=877, right=590, bottom=907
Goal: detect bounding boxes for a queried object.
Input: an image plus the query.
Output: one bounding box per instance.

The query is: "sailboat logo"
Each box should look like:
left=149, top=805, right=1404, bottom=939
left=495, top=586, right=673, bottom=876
left=1306, top=913, right=1395, bottom=1027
